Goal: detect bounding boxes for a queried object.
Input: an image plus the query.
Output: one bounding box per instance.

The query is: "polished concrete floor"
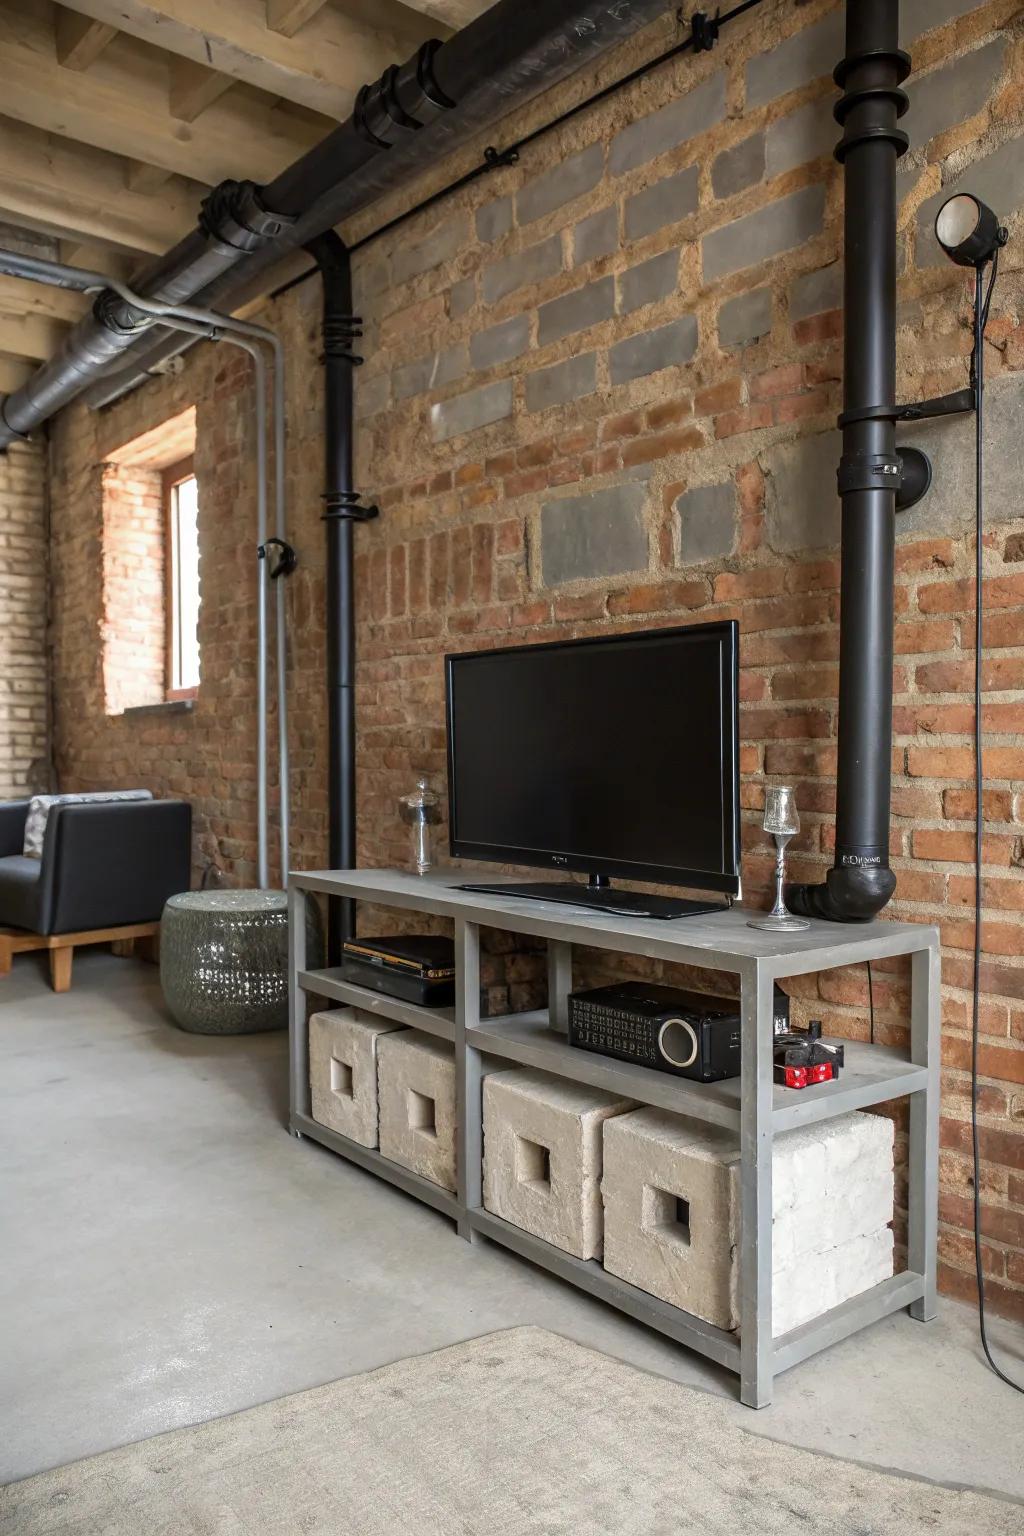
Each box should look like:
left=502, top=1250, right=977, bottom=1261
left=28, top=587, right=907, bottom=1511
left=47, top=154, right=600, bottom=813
left=2, top=949, right=1022, bottom=1504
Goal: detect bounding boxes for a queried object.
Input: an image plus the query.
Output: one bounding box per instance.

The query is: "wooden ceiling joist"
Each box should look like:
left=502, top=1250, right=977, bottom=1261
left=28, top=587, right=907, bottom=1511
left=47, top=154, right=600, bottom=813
left=266, top=0, right=328, bottom=35
left=0, top=275, right=89, bottom=327
left=0, top=3, right=322, bottom=185
left=0, top=117, right=203, bottom=256
left=0, top=311, right=71, bottom=364
left=54, top=5, right=118, bottom=70
left=168, top=57, right=236, bottom=122
left=44, top=2, right=441, bottom=121
left=0, top=356, right=34, bottom=394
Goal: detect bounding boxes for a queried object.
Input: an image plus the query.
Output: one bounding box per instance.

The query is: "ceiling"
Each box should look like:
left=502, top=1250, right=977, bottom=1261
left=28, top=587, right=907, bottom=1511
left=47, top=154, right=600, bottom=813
left=0, top=0, right=492, bottom=395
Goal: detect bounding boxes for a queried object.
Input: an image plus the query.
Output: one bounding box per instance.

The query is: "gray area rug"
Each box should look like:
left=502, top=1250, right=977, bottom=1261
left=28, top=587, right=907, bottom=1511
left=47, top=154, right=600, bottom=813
left=2, top=1326, right=1017, bottom=1535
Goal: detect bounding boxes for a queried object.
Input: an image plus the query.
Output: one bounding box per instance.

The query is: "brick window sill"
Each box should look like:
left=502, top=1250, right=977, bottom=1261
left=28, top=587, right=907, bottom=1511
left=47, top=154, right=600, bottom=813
left=121, top=699, right=196, bottom=719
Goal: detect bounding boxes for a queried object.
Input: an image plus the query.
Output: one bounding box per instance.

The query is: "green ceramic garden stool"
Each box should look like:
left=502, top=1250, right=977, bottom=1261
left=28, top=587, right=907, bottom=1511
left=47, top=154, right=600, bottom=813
left=160, top=889, right=321, bottom=1034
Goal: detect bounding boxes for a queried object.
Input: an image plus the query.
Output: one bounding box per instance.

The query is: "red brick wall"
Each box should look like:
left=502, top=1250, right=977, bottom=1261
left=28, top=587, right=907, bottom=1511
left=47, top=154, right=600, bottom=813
left=0, top=440, right=49, bottom=797
left=47, top=0, right=1024, bottom=1316
left=101, top=464, right=165, bottom=715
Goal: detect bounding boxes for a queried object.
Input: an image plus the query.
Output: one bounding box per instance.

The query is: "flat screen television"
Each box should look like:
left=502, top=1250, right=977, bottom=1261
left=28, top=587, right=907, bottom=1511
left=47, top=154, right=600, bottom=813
left=445, top=620, right=740, bottom=920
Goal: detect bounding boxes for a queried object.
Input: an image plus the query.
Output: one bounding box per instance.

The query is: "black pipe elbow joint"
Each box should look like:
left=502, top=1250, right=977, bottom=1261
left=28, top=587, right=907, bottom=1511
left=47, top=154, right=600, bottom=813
left=787, top=864, right=897, bottom=924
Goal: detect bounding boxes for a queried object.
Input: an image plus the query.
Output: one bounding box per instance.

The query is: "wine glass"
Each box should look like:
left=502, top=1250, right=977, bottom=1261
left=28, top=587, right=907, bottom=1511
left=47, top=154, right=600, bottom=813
left=748, top=785, right=810, bottom=931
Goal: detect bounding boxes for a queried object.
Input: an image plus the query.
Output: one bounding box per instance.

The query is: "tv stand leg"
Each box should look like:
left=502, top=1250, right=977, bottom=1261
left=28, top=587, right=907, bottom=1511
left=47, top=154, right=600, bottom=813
left=548, top=940, right=572, bottom=1035
left=456, top=918, right=483, bottom=1243
left=739, top=960, right=774, bottom=1408
left=588, top=873, right=610, bottom=891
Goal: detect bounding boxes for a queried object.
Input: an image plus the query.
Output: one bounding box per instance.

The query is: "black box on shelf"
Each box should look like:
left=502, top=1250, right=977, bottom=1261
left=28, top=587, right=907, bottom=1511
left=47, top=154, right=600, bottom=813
left=567, top=981, right=741, bottom=1082
left=341, top=934, right=455, bottom=1008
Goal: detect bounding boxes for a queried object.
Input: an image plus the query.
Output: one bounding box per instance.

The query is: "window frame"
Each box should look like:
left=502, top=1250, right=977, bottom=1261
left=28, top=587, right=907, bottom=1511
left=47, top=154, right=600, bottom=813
left=162, top=455, right=200, bottom=702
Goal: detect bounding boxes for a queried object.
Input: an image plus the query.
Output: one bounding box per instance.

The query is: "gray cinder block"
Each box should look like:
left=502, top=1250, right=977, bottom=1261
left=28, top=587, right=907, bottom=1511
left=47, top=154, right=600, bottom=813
left=309, top=1009, right=404, bottom=1149
left=610, top=73, right=725, bottom=176
left=608, top=314, right=697, bottom=386
left=482, top=235, right=563, bottom=304
left=702, top=184, right=826, bottom=282
left=602, top=1109, right=894, bottom=1335
left=624, top=166, right=699, bottom=242
left=517, top=144, right=604, bottom=226
left=538, top=276, right=615, bottom=346
left=573, top=206, right=618, bottom=266
left=675, top=481, right=738, bottom=565
left=718, top=288, right=772, bottom=349
left=525, top=353, right=597, bottom=414
left=618, top=249, right=679, bottom=317
left=483, top=1068, right=636, bottom=1259
left=430, top=379, right=513, bottom=443
left=712, top=133, right=766, bottom=199
left=540, top=483, right=648, bottom=587
left=377, top=1029, right=458, bottom=1191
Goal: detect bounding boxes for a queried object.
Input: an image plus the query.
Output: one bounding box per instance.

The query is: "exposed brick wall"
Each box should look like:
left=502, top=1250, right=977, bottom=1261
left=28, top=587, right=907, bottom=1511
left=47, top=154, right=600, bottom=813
left=101, top=464, right=165, bottom=715
left=47, top=0, right=1024, bottom=1316
left=0, top=441, right=49, bottom=798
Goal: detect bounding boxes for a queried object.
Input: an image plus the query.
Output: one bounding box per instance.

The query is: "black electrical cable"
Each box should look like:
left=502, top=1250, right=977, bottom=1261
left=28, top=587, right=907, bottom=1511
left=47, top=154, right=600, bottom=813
left=968, top=253, right=1023, bottom=1396
left=865, top=959, right=874, bottom=1045
left=269, top=0, right=769, bottom=303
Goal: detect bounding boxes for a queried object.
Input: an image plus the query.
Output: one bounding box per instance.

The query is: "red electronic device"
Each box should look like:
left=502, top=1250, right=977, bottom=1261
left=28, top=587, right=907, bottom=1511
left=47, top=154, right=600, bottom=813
left=773, top=1020, right=844, bottom=1089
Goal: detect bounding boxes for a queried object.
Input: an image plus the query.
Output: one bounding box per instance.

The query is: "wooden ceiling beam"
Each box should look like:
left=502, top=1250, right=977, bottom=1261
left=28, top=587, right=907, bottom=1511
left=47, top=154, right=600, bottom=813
left=54, top=4, right=117, bottom=70
left=0, top=355, right=34, bottom=393
left=0, top=275, right=89, bottom=327
left=389, top=0, right=492, bottom=25
left=0, top=117, right=202, bottom=256
left=266, top=0, right=328, bottom=35
left=48, top=1, right=440, bottom=119
left=168, top=57, right=236, bottom=122
left=0, top=3, right=319, bottom=185
left=0, top=311, right=71, bottom=364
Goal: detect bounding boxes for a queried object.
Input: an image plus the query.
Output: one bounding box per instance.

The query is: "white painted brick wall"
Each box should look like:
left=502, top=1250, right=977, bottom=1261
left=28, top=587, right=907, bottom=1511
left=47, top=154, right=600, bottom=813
left=309, top=1009, right=403, bottom=1149
left=483, top=1068, right=636, bottom=1260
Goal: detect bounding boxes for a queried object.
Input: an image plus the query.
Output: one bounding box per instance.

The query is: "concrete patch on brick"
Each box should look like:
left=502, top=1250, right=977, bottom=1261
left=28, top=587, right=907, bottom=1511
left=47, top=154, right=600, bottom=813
left=916, top=137, right=1024, bottom=268
left=538, top=275, right=615, bottom=346
left=718, top=288, right=772, bottom=348
left=907, top=39, right=1006, bottom=151
left=903, top=0, right=988, bottom=41
left=573, top=205, right=618, bottom=267
left=525, top=353, right=597, bottom=414
left=517, top=143, right=604, bottom=225
left=746, top=11, right=844, bottom=109
left=898, top=373, right=1024, bottom=536
left=449, top=277, right=476, bottom=319
left=765, top=95, right=834, bottom=178
left=540, top=483, right=648, bottom=586
left=762, top=429, right=841, bottom=554
left=609, top=73, right=725, bottom=177
left=476, top=196, right=513, bottom=244
left=675, top=482, right=737, bottom=565
left=712, top=133, right=765, bottom=199
left=469, top=314, right=530, bottom=372
left=608, top=314, right=697, bottom=386
left=618, top=248, right=679, bottom=316
left=430, top=378, right=514, bottom=442
left=394, top=344, right=469, bottom=402
left=790, top=263, right=842, bottom=321
left=355, top=371, right=390, bottom=421
left=624, top=165, right=699, bottom=242
left=482, top=235, right=563, bottom=304
left=702, top=184, right=825, bottom=282
left=392, top=213, right=469, bottom=285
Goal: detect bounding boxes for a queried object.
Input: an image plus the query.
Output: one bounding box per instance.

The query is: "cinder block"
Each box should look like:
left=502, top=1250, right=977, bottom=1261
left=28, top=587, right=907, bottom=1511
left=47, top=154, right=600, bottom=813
left=309, top=1009, right=403, bottom=1149
left=702, top=184, right=825, bottom=283
left=377, top=1029, right=458, bottom=1191
left=618, top=249, right=678, bottom=317
left=483, top=1069, right=636, bottom=1260
left=602, top=1109, right=894, bottom=1334
left=540, top=484, right=648, bottom=587
left=517, top=144, right=603, bottom=226
left=429, top=379, right=513, bottom=443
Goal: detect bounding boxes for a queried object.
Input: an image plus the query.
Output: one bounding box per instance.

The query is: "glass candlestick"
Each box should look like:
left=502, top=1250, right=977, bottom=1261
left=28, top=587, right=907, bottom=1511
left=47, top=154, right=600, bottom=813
left=398, top=778, right=441, bottom=876
left=748, top=785, right=810, bottom=931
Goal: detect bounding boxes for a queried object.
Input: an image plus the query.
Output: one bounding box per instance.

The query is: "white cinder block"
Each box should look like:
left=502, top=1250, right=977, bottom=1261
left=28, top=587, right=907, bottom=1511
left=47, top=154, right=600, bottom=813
left=309, top=1009, right=404, bottom=1148
left=377, top=1029, right=457, bottom=1191
left=483, top=1069, right=636, bottom=1260
left=602, top=1108, right=894, bottom=1334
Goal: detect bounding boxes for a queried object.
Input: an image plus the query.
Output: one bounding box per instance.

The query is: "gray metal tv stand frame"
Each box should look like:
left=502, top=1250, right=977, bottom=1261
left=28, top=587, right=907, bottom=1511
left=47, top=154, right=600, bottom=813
left=288, top=867, right=940, bottom=1408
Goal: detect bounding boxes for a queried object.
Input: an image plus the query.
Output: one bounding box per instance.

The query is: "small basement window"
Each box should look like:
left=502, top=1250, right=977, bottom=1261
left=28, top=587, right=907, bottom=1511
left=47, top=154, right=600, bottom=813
left=164, top=458, right=201, bottom=699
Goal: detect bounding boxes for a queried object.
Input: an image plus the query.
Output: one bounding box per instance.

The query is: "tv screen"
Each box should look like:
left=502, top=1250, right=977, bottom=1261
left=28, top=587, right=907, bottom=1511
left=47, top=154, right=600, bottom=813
left=445, top=621, right=740, bottom=896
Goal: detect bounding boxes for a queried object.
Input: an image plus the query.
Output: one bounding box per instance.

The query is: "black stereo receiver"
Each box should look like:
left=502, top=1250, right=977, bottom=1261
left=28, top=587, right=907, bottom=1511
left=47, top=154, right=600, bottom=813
left=567, top=982, right=741, bottom=1082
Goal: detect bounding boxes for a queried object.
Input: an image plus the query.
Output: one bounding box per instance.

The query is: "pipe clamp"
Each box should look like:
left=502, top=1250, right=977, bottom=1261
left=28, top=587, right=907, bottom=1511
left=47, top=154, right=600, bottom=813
left=837, top=453, right=901, bottom=495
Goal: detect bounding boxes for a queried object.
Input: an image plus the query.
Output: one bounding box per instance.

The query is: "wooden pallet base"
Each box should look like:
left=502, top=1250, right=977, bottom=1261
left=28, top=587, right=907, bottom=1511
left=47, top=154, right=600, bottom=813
left=0, top=922, right=160, bottom=993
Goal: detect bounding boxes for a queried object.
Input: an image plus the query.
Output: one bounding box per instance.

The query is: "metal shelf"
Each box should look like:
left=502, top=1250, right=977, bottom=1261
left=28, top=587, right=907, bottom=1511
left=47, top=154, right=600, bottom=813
left=298, top=967, right=456, bottom=1043
left=288, top=868, right=940, bottom=1409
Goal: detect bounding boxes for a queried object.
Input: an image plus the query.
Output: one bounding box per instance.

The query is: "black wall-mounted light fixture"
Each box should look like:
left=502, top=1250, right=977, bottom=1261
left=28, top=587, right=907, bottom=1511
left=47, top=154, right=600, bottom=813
left=935, top=192, right=1008, bottom=268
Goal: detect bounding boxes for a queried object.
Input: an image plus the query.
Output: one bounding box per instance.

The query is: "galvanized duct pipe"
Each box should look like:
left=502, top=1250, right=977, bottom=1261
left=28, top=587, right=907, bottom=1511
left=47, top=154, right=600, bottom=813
left=0, top=0, right=675, bottom=439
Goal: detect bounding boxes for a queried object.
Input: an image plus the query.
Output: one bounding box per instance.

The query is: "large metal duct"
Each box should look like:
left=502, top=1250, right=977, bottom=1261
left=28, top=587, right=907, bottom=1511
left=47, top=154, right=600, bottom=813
left=0, top=0, right=675, bottom=444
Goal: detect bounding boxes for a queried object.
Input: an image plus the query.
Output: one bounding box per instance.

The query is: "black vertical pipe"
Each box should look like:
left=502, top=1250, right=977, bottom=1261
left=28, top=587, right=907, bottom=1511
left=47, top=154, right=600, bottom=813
left=306, top=232, right=361, bottom=958
left=789, top=0, right=909, bottom=922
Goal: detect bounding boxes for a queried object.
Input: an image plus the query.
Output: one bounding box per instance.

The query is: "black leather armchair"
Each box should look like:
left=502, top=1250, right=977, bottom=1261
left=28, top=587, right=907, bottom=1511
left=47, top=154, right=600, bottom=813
left=0, top=798, right=192, bottom=936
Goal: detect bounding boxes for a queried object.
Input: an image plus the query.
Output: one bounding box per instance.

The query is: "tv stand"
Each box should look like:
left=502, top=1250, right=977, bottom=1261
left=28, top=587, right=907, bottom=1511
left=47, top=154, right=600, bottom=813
left=457, top=874, right=724, bottom=920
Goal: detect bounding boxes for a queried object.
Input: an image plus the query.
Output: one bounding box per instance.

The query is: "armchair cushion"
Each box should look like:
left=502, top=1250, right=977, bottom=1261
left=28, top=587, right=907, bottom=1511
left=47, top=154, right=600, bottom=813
left=23, top=790, right=152, bottom=858
left=0, top=801, right=30, bottom=859
left=0, top=855, right=43, bottom=931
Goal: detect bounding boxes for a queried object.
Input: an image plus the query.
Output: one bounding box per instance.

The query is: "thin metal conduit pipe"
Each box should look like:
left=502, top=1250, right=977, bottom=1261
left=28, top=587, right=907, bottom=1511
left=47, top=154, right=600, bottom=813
left=0, top=249, right=286, bottom=886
